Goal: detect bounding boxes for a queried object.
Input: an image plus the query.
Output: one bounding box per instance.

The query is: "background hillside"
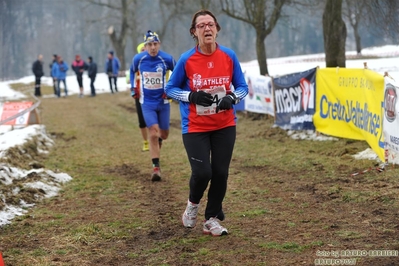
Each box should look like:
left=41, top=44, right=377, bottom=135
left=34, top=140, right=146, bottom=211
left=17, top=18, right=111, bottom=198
left=1, top=0, right=397, bottom=80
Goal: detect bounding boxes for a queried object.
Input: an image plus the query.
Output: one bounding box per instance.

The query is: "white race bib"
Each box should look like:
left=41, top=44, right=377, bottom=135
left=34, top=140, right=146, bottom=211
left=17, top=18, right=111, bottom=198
left=143, top=71, right=163, bottom=89
left=196, top=86, right=226, bottom=115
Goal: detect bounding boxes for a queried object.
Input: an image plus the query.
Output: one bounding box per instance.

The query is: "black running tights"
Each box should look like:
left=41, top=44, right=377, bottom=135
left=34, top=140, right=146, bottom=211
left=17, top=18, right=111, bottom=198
left=182, top=126, right=236, bottom=220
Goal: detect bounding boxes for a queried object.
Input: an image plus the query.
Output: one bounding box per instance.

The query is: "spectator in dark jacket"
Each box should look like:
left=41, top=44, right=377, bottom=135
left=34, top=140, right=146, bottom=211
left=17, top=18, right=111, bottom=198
left=71, top=54, right=88, bottom=98
left=32, top=54, right=44, bottom=97
left=49, top=54, right=58, bottom=95
left=87, top=56, right=97, bottom=97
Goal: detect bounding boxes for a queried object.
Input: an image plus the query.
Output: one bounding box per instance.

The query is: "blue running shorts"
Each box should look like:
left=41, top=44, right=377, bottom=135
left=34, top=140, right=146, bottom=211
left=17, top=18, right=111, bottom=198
left=141, top=102, right=170, bottom=130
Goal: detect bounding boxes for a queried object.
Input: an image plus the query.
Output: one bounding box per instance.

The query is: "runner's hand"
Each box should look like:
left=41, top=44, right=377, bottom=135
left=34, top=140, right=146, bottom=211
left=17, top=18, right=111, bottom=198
left=131, top=87, right=140, bottom=99
left=162, top=93, right=172, bottom=100
left=189, top=91, right=213, bottom=107
left=216, top=94, right=236, bottom=113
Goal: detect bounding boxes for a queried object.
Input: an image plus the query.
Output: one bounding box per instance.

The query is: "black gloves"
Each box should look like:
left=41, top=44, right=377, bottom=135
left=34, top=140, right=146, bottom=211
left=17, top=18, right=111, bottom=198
left=189, top=91, right=214, bottom=107
left=189, top=91, right=239, bottom=113
left=216, top=94, right=237, bottom=113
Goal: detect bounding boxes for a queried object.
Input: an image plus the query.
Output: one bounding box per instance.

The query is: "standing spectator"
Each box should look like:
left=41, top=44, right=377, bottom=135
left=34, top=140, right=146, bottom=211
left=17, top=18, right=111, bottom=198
left=51, top=55, right=69, bottom=98
left=105, top=51, right=120, bottom=93
left=32, top=54, right=44, bottom=97
left=71, top=54, right=88, bottom=98
left=87, top=56, right=97, bottom=97
left=130, top=30, right=176, bottom=181
left=49, top=54, right=58, bottom=95
left=165, top=9, right=248, bottom=236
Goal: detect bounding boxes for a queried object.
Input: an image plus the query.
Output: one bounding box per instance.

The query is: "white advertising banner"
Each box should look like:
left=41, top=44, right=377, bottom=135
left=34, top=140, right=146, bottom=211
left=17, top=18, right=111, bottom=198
left=244, top=74, right=274, bottom=116
left=383, top=76, right=399, bottom=164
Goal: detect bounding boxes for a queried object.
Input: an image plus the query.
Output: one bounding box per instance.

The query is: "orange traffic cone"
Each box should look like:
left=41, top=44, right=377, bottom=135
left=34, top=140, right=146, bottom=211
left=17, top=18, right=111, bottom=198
left=0, top=252, right=4, bottom=266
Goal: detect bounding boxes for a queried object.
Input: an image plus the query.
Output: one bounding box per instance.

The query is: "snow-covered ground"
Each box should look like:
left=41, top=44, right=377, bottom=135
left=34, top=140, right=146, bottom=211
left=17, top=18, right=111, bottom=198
left=0, top=73, right=129, bottom=101
left=0, top=45, right=398, bottom=226
left=0, top=125, right=72, bottom=226
left=242, top=45, right=399, bottom=81
left=0, top=73, right=130, bottom=226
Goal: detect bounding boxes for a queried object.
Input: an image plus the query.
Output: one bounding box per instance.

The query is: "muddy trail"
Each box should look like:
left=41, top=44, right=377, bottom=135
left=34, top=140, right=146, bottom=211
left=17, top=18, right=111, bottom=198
left=1, top=91, right=399, bottom=266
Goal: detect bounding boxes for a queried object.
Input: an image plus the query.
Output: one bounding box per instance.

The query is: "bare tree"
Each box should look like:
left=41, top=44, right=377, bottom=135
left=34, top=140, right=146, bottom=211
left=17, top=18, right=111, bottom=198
left=221, top=0, right=288, bottom=75
left=323, top=0, right=346, bottom=67
left=157, top=0, right=187, bottom=42
left=343, top=0, right=365, bottom=54
left=2, top=1, right=397, bottom=80
left=363, top=0, right=399, bottom=42
left=0, top=0, right=10, bottom=79
left=85, top=0, right=138, bottom=71
left=154, top=0, right=221, bottom=57
left=157, top=0, right=221, bottom=40
left=341, top=0, right=397, bottom=55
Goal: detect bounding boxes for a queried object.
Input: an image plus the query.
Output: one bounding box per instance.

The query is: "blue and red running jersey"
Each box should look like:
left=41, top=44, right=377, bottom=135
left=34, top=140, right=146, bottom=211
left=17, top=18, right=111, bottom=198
left=165, top=44, right=248, bottom=134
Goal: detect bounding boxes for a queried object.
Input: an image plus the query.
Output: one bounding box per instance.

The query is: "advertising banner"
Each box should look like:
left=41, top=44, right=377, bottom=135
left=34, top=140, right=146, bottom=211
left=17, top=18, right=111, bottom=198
left=314, top=68, right=385, bottom=161
left=383, top=77, right=399, bottom=164
left=244, top=74, right=274, bottom=115
left=273, top=67, right=317, bottom=130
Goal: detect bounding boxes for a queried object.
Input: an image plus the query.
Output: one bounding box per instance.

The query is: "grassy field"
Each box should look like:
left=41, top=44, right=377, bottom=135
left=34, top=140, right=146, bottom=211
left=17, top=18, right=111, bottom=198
left=1, top=84, right=399, bottom=266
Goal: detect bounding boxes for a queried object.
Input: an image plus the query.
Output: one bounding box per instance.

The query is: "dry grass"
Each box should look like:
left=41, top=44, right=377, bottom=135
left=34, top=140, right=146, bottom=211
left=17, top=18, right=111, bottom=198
left=1, top=87, right=399, bottom=266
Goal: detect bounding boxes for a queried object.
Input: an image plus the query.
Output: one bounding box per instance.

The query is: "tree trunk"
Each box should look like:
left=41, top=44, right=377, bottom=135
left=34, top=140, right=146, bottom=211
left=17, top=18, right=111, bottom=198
left=256, top=31, right=268, bottom=75
left=114, top=45, right=126, bottom=73
left=106, top=0, right=129, bottom=72
left=108, top=26, right=126, bottom=72
left=323, top=0, right=347, bottom=67
left=353, top=23, right=362, bottom=54
left=116, top=47, right=126, bottom=72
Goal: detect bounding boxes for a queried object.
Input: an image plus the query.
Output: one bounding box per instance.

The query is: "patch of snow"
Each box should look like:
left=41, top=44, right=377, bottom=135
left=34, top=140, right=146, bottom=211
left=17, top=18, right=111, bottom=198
left=0, top=124, right=71, bottom=227
left=0, top=165, right=72, bottom=226
left=352, top=148, right=380, bottom=161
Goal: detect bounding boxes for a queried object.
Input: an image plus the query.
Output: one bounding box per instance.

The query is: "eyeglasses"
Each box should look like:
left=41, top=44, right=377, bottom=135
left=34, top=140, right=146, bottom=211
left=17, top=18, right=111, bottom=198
left=195, top=22, right=216, bottom=30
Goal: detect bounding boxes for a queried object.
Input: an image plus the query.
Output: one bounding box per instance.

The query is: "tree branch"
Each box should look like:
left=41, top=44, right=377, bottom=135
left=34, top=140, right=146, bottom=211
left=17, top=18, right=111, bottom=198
left=221, top=0, right=254, bottom=26
left=85, top=0, right=122, bottom=11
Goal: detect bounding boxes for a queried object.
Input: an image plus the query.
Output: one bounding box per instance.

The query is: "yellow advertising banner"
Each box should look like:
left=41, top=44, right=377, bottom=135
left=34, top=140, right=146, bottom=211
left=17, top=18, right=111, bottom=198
left=314, top=68, right=385, bottom=161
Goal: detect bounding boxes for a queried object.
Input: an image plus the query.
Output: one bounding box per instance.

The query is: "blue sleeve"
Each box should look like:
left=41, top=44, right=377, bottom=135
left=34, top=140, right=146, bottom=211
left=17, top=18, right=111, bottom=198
left=219, top=46, right=248, bottom=100
left=129, top=57, right=135, bottom=88
left=65, top=63, right=69, bottom=72
left=230, top=52, right=248, bottom=100
left=115, top=58, right=120, bottom=72
left=51, top=64, right=57, bottom=77
left=165, top=53, right=191, bottom=102
left=105, top=60, right=108, bottom=72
